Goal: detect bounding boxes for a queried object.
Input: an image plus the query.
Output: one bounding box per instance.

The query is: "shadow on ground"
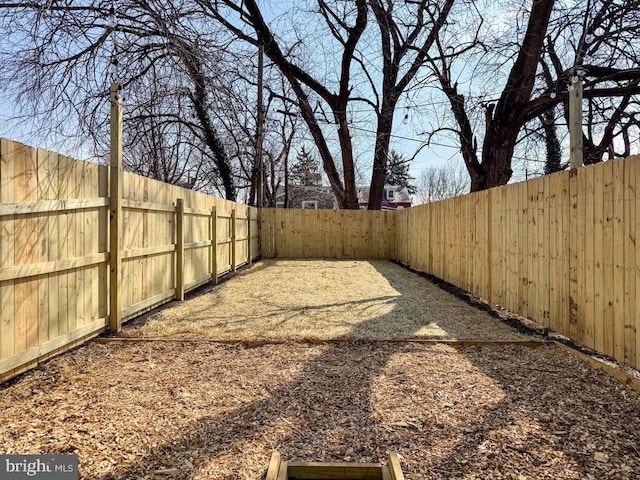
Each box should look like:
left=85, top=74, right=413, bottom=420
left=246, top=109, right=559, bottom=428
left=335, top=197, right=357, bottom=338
left=83, top=260, right=640, bottom=479
left=128, top=260, right=533, bottom=341
left=1, top=261, right=638, bottom=479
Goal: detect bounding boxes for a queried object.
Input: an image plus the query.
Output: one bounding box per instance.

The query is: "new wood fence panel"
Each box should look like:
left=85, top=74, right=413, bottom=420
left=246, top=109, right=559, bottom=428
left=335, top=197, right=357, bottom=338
left=396, top=157, right=639, bottom=369
left=624, top=159, right=637, bottom=367
left=0, top=151, right=14, bottom=370
left=250, top=208, right=260, bottom=260
left=613, top=159, right=625, bottom=362
left=217, top=210, right=233, bottom=275
left=0, top=140, right=111, bottom=382
left=602, top=161, right=615, bottom=358
left=1, top=139, right=258, bottom=382
left=635, top=159, right=640, bottom=369
left=259, top=209, right=395, bottom=260
left=547, top=171, right=570, bottom=334
left=395, top=209, right=408, bottom=264
left=491, top=187, right=506, bottom=309
left=585, top=165, right=597, bottom=349
left=504, top=183, right=519, bottom=313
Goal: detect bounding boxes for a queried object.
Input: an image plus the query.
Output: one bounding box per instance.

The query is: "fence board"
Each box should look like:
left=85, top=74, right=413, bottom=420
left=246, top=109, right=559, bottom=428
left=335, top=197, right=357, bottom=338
left=636, top=158, right=640, bottom=369
left=602, top=162, right=614, bottom=357
left=584, top=165, right=596, bottom=348
left=613, top=160, right=625, bottom=361
left=625, top=160, right=637, bottom=367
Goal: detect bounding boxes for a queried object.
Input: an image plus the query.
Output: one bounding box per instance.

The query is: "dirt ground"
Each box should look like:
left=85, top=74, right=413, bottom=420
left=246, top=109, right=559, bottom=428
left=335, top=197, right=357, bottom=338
left=126, top=260, right=534, bottom=341
left=2, top=260, right=640, bottom=479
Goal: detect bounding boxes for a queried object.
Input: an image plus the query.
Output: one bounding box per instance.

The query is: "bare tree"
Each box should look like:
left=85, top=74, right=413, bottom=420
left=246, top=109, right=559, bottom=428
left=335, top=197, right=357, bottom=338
left=428, top=0, right=640, bottom=190
left=540, top=0, right=640, bottom=164
left=0, top=1, right=248, bottom=199
left=415, top=163, right=469, bottom=204
left=364, top=0, right=455, bottom=208
left=203, top=0, right=458, bottom=209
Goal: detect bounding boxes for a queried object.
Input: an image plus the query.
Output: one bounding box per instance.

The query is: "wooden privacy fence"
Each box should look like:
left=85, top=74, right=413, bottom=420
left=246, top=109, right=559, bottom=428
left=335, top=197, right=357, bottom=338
left=2, top=136, right=640, bottom=378
left=0, top=138, right=259, bottom=382
left=258, top=168, right=640, bottom=371
left=260, top=208, right=396, bottom=259
left=396, top=156, right=640, bottom=370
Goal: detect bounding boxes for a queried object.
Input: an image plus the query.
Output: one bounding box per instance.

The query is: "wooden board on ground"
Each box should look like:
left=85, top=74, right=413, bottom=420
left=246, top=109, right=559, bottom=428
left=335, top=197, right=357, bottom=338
left=266, top=451, right=405, bottom=480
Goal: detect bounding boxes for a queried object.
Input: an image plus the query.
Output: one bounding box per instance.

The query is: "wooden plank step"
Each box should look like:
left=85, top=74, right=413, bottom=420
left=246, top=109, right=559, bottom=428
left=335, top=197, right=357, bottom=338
left=286, top=462, right=383, bottom=479
left=266, top=451, right=406, bottom=480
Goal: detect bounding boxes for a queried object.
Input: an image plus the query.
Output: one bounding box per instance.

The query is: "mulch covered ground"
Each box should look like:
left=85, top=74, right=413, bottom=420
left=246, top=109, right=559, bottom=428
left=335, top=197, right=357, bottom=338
left=1, top=341, right=639, bottom=479
left=2, top=260, right=639, bottom=479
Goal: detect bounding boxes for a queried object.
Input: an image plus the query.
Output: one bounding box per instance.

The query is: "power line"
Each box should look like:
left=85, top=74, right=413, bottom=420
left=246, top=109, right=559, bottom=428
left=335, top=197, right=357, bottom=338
left=348, top=124, right=459, bottom=149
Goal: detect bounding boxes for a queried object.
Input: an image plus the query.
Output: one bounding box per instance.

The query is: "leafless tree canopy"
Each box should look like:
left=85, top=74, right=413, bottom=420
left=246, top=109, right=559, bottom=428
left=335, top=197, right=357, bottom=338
left=0, top=0, right=638, bottom=203
left=415, top=163, right=469, bottom=204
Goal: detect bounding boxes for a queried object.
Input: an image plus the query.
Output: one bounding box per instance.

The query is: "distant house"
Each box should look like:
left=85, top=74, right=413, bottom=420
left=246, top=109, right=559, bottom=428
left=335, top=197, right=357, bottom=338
left=357, top=185, right=412, bottom=210
left=275, top=185, right=411, bottom=209
left=275, top=185, right=338, bottom=209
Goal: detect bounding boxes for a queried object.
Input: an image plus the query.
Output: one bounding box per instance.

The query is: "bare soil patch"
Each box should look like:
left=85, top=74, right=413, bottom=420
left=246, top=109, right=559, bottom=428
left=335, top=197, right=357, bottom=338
left=126, top=260, right=534, bottom=341
left=1, top=341, right=639, bottom=479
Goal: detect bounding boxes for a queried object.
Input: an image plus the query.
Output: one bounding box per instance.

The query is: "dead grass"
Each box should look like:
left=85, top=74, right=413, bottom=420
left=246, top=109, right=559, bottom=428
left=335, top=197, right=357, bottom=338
left=127, top=260, right=534, bottom=341
left=1, top=341, right=639, bottom=479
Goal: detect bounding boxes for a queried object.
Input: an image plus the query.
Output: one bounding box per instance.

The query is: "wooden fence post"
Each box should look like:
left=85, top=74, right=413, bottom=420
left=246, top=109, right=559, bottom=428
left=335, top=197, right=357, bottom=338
left=247, top=207, right=252, bottom=265
left=258, top=208, right=262, bottom=259
left=569, top=71, right=584, bottom=169
left=211, top=205, right=218, bottom=284
left=109, top=82, right=123, bottom=333
left=231, top=209, right=237, bottom=272
left=176, top=198, right=185, bottom=301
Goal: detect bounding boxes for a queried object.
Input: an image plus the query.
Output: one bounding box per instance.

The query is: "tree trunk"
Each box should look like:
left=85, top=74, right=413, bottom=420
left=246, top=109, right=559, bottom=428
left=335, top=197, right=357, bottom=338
left=335, top=110, right=360, bottom=209
left=368, top=103, right=394, bottom=210
left=475, top=140, right=514, bottom=190
left=476, top=0, right=555, bottom=191
left=542, top=108, right=563, bottom=174
left=178, top=41, right=237, bottom=201
left=191, top=92, right=237, bottom=201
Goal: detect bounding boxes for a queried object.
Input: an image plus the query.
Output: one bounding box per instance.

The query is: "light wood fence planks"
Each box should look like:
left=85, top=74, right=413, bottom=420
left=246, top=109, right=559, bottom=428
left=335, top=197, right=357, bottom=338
left=396, top=156, right=640, bottom=370
left=0, top=138, right=259, bottom=382
left=260, top=208, right=396, bottom=259
left=3, top=136, right=640, bottom=378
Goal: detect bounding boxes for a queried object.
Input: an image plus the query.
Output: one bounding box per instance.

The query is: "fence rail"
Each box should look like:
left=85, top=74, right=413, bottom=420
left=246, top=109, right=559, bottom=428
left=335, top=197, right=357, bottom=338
left=0, top=138, right=259, bottom=382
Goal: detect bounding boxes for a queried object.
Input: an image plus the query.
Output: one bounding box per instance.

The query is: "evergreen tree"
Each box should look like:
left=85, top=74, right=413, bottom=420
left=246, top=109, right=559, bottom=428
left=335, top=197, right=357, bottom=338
left=385, top=150, right=417, bottom=194
left=290, top=146, right=322, bottom=186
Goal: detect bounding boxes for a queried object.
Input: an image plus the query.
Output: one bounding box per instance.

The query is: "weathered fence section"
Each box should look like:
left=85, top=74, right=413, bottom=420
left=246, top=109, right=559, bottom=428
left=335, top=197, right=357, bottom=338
left=397, top=156, right=640, bottom=370
left=0, top=139, right=259, bottom=381
left=260, top=208, right=396, bottom=259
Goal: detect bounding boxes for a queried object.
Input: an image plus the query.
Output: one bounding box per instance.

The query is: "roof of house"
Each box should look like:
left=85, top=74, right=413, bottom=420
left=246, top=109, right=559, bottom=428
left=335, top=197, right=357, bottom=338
left=275, top=184, right=412, bottom=208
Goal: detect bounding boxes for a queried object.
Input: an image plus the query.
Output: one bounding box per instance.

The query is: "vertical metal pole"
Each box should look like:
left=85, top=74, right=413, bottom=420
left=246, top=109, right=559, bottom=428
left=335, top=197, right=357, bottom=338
left=109, top=82, right=123, bottom=333
left=569, top=72, right=584, bottom=169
